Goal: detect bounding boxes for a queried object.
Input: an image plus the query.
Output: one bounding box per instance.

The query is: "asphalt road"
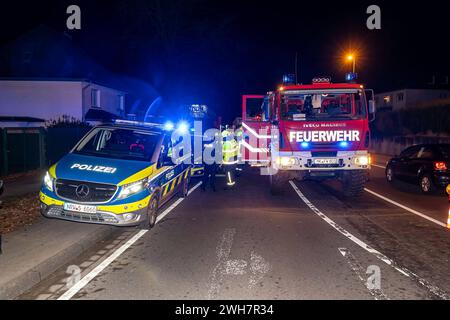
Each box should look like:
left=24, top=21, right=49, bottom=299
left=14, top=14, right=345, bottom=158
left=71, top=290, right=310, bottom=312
left=20, top=160, right=450, bottom=300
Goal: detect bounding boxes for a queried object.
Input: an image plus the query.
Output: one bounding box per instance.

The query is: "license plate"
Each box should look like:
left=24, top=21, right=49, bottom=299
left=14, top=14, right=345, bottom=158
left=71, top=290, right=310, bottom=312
left=314, top=158, right=338, bottom=165
left=64, top=203, right=97, bottom=214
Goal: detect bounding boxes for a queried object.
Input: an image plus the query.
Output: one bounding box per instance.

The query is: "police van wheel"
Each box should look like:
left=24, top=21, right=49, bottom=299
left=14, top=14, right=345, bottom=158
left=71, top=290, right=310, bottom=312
left=140, top=197, right=158, bottom=230
left=179, top=177, right=189, bottom=198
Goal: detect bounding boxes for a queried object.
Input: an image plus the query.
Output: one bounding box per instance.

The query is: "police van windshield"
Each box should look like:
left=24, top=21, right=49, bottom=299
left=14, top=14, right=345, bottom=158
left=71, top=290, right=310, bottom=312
left=280, top=89, right=367, bottom=121
left=73, top=127, right=161, bottom=162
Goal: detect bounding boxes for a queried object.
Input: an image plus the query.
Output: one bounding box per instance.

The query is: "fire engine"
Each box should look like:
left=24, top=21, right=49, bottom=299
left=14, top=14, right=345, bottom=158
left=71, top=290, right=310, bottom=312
left=241, top=76, right=375, bottom=196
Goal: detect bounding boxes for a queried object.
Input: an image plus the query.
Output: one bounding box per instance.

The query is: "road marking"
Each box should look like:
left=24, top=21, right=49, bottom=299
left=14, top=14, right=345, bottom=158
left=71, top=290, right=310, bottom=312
left=289, top=180, right=448, bottom=300
left=208, top=229, right=271, bottom=298
left=208, top=228, right=236, bottom=299
left=58, top=181, right=202, bottom=300
left=156, top=181, right=202, bottom=223
left=371, top=163, right=386, bottom=169
left=338, top=248, right=388, bottom=300
left=364, top=188, right=447, bottom=228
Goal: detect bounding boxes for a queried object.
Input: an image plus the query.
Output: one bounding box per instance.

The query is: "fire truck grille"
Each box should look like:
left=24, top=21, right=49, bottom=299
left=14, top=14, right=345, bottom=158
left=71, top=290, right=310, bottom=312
left=55, top=179, right=117, bottom=203
left=311, top=151, right=338, bottom=157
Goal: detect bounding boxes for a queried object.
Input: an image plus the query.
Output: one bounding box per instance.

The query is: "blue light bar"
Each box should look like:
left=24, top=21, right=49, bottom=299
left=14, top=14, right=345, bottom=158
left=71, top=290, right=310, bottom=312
left=164, top=121, right=174, bottom=131
left=177, top=121, right=189, bottom=134
left=339, top=141, right=349, bottom=148
left=301, top=142, right=310, bottom=148
left=345, top=72, right=358, bottom=82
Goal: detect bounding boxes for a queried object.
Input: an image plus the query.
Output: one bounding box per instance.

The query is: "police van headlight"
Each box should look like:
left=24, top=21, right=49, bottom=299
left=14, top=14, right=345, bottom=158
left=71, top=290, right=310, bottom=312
left=44, top=171, right=54, bottom=192
left=118, top=178, right=147, bottom=200
left=276, top=156, right=296, bottom=166
left=354, top=155, right=370, bottom=166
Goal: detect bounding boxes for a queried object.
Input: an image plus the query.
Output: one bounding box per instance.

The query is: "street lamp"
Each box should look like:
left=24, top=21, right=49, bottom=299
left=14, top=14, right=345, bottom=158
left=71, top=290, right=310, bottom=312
left=347, top=54, right=356, bottom=73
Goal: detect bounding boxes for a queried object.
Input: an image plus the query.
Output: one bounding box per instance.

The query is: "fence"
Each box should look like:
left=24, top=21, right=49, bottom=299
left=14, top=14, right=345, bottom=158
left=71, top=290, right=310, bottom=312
left=0, top=126, right=90, bottom=176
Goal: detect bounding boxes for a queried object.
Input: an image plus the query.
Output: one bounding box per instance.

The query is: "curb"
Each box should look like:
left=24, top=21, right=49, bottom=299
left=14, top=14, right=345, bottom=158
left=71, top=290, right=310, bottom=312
left=0, top=225, right=120, bottom=300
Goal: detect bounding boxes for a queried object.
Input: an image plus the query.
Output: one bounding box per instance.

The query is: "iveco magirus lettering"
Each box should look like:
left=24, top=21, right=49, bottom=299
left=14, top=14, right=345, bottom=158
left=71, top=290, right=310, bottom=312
left=241, top=76, right=375, bottom=197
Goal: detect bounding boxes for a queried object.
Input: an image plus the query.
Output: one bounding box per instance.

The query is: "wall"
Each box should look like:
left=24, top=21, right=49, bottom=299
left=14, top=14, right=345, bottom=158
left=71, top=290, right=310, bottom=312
left=0, top=80, right=83, bottom=120
left=370, top=135, right=450, bottom=156
left=82, top=82, right=125, bottom=119
left=375, top=89, right=450, bottom=111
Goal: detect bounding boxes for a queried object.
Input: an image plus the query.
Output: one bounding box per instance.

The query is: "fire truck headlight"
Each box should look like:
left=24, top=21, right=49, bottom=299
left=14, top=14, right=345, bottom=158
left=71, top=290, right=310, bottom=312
left=355, top=155, right=370, bottom=166
left=276, top=156, right=296, bottom=166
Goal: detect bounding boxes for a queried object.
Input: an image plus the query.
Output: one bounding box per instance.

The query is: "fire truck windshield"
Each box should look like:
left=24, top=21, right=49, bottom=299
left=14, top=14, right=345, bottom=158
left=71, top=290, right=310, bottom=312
left=280, top=89, right=367, bottom=121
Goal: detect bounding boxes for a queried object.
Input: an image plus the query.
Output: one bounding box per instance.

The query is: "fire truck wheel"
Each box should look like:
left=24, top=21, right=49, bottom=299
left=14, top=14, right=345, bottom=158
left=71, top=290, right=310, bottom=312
left=342, top=170, right=366, bottom=197
left=270, top=174, right=286, bottom=195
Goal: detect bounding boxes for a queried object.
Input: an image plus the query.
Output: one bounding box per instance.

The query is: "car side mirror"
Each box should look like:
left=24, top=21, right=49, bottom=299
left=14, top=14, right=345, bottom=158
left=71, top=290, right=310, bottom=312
left=368, top=100, right=376, bottom=122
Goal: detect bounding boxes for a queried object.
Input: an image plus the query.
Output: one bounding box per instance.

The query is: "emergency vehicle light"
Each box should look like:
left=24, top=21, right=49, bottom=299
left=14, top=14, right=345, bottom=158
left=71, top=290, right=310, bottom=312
left=301, top=142, right=310, bottom=148
left=164, top=121, right=175, bottom=131
left=339, top=141, right=349, bottom=148
left=177, top=121, right=189, bottom=134
left=345, top=72, right=358, bottom=82
left=312, top=77, right=331, bottom=84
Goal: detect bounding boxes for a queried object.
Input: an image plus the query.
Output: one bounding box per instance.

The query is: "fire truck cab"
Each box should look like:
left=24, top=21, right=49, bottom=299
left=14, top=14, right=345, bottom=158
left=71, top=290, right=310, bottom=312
left=241, top=77, right=375, bottom=196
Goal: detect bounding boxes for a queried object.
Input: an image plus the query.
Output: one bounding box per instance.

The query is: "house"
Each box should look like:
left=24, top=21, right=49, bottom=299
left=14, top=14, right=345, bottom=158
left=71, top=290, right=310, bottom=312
left=0, top=25, right=159, bottom=126
left=0, top=79, right=126, bottom=127
left=374, top=88, right=450, bottom=111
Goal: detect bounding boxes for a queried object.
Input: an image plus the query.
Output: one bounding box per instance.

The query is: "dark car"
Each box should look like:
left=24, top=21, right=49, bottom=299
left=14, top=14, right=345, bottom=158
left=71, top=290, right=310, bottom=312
left=385, top=144, right=450, bottom=194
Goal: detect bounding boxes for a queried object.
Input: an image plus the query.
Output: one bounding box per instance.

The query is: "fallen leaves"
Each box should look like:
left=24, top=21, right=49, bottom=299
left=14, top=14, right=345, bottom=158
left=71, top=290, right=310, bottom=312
left=0, top=194, right=40, bottom=234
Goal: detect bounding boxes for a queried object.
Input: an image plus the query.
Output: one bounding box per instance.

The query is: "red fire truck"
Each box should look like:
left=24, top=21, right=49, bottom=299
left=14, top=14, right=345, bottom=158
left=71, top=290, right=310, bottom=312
left=241, top=77, right=375, bottom=196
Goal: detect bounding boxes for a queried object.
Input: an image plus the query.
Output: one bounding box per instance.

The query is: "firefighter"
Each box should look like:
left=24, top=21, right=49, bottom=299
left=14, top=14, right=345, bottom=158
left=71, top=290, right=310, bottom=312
left=222, top=127, right=239, bottom=188
left=201, top=140, right=218, bottom=192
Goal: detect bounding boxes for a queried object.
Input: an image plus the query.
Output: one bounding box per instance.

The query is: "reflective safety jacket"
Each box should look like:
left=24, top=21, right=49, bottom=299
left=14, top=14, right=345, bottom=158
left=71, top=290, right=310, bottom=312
left=222, top=129, right=239, bottom=165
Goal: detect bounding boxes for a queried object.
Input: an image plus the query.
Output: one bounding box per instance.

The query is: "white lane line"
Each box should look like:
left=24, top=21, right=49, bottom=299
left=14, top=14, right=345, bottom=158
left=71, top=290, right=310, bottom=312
left=364, top=188, right=447, bottom=228
left=289, top=180, right=449, bottom=300
left=156, top=181, right=202, bottom=223
left=338, top=248, right=388, bottom=300
left=371, top=164, right=386, bottom=169
left=58, top=181, right=202, bottom=300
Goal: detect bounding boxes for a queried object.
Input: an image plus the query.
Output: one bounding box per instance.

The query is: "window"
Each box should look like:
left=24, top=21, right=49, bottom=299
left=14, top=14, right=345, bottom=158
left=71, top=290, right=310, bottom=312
left=91, top=89, right=100, bottom=108
left=417, top=147, right=434, bottom=159
left=119, top=95, right=125, bottom=112
left=397, top=93, right=404, bottom=101
left=245, top=97, right=265, bottom=121
left=383, top=96, right=391, bottom=104
left=280, top=90, right=366, bottom=121
left=74, top=127, right=161, bottom=162
left=400, top=146, right=420, bottom=159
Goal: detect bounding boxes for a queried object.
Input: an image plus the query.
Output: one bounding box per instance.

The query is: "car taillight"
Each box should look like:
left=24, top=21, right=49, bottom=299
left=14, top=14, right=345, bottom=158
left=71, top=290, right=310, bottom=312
left=434, top=162, right=447, bottom=171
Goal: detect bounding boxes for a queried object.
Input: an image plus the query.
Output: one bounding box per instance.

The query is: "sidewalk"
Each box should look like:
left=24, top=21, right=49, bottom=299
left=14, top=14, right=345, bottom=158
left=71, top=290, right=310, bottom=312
left=0, top=171, right=120, bottom=299
left=0, top=217, right=119, bottom=299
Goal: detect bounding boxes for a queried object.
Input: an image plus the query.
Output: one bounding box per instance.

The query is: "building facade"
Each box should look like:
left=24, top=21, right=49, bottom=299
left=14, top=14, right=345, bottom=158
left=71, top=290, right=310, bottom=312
left=0, top=79, right=126, bottom=127
left=375, top=89, right=450, bottom=111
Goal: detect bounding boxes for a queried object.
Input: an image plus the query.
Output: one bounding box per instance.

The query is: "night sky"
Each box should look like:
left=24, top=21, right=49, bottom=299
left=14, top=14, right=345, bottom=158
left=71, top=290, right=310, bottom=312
left=1, top=0, right=449, bottom=121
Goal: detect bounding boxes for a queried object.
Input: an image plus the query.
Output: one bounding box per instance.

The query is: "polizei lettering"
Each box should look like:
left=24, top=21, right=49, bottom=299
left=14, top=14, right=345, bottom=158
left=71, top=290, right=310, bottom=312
left=70, top=163, right=117, bottom=174
left=289, top=130, right=360, bottom=143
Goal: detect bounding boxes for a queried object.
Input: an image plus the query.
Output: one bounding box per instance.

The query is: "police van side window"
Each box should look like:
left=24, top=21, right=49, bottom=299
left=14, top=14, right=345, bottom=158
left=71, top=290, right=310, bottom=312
left=158, top=135, right=173, bottom=168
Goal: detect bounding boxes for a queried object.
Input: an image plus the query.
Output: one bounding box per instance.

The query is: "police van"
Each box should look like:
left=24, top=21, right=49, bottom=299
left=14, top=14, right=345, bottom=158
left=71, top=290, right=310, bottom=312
left=39, top=120, right=191, bottom=229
